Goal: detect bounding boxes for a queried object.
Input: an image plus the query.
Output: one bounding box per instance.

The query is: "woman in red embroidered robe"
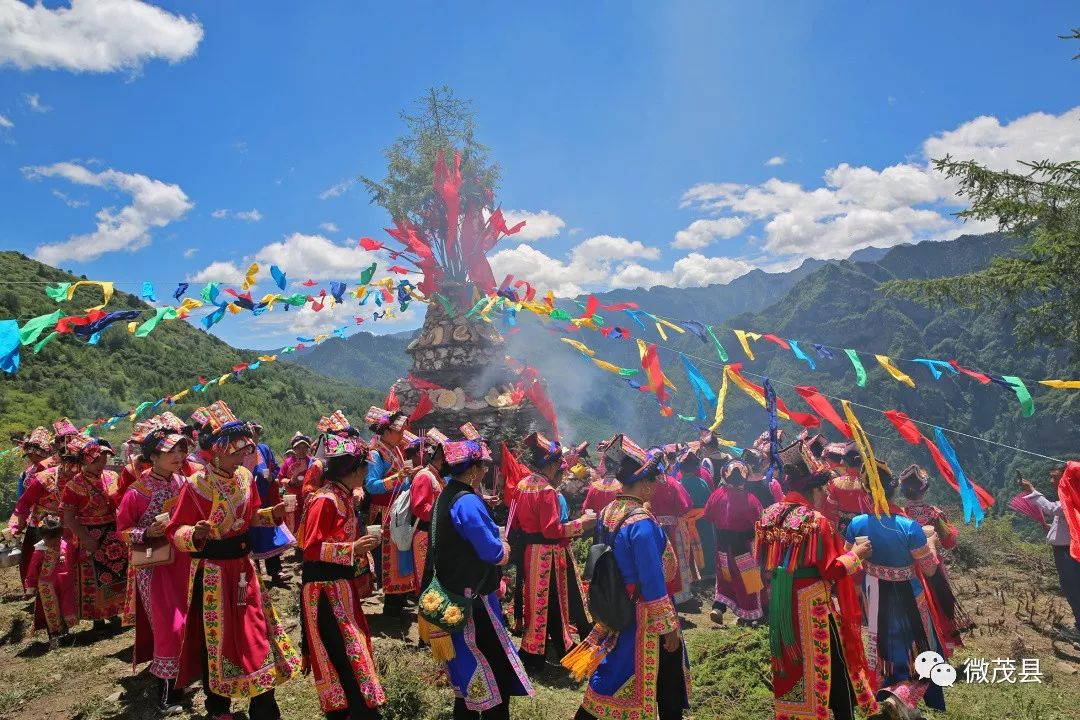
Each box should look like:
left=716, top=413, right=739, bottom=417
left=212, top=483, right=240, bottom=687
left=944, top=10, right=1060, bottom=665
left=650, top=458, right=695, bottom=607
left=705, top=460, right=766, bottom=626
left=565, top=445, right=690, bottom=720
left=512, top=432, right=595, bottom=674
left=581, top=473, right=621, bottom=515
left=298, top=435, right=386, bottom=720
left=115, top=428, right=193, bottom=714
left=24, top=516, right=77, bottom=646
left=165, top=405, right=300, bottom=720
left=407, top=431, right=448, bottom=647
left=10, top=426, right=55, bottom=585
left=754, top=442, right=877, bottom=720
left=363, top=407, right=414, bottom=615
left=821, top=442, right=873, bottom=538
left=62, top=439, right=127, bottom=624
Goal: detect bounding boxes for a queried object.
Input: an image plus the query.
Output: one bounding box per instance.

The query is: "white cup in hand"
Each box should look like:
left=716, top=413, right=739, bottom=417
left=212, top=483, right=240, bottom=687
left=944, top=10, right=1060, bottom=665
left=155, top=512, right=170, bottom=525
left=283, top=494, right=297, bottom=512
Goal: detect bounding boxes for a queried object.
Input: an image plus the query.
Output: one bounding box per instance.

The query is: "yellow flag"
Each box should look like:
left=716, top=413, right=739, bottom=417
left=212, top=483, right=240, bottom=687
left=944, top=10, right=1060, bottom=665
left=875, top=355, right=916, bottom=389
left=179, top=298, right=205, bottom=313
left=725, top=365, right=790, bottom=420
left=127, top=321, right=137, bottom=333
left=656, top=318, right=685, bottom=335
left=171, top=388, right=191, bottom=401
left=217, top=373, right=230, bottom=386
left=66, top=280, right=115, bottom=311
left=1040, top=379, right=1080, bottom=389
left=733, top=330, right=756, bottom=361
left=592, top=359, right=623, bottom=375
left=242, top=262, right=259, bottom=290
left=258, top=355, right=277, bottom=362
left=226, top=303, right=242, bottom=314
left=708, top=368, right=730, bottom=432
left=561, top=338, right=595, bottom=356
left=841, top=400, right=889, bottom=517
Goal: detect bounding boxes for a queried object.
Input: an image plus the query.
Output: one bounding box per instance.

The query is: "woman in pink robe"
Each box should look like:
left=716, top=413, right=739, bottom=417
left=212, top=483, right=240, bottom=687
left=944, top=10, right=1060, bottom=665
left=704, top=460, right=766, bottom=625
left=165, top=402, right=300, bottom=720
left=650, top=455, right=694, bottom=606
left=116, top=428, right=194, bottom=714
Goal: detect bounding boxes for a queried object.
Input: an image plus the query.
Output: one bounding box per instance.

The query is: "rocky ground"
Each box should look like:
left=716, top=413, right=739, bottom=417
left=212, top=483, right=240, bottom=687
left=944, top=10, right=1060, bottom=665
left=1, top=520, right=1078, bottom=720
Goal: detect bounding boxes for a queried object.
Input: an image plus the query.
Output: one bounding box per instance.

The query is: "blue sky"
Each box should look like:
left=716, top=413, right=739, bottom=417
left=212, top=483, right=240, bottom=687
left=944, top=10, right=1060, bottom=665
left=1, top=1, right=1078, bottom=350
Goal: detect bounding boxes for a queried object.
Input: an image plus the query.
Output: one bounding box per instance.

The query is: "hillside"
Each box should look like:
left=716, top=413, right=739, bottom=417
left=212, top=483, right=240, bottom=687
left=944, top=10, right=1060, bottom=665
left=0, top=251, right=382, bottom=454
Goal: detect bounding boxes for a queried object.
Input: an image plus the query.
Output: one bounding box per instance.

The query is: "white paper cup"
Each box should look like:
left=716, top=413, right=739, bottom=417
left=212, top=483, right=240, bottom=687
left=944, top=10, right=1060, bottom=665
left=155, top=512, right=170, bottom=524
left=366, top=525, right=382, bottom=537
left=283, top=494, right=297, bottom=512
left=855, top=535, right=869, bottom=544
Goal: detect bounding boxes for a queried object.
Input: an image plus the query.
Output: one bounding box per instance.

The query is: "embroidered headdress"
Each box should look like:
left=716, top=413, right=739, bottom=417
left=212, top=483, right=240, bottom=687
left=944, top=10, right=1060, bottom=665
left=899, top=464, right=930, bottom=499
left=365, top=406, right=407, bottom=434
left=444, top=440, right=492, bottom=475
left=523, top=431, right=562, bottom=468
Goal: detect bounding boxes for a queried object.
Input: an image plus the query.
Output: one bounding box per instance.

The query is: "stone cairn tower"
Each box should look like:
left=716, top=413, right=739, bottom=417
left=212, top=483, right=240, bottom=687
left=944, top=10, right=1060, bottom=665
left=390, top=281, right=545, bottom=457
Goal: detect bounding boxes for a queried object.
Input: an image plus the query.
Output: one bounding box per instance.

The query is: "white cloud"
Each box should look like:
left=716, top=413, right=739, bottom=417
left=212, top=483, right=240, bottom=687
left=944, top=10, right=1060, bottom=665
left=189, top=233, right=395, bottom=285
left=318, top=179, right=353, bottom=200
left=51, top=189, right=87, bottom=208
left=211, top=208, right=262, bottom=222
left=0, top=112, right=12, bottom=128
left=183, top=247, right=197, bottom=258
left=319, top=222, right=339, bottom=233
left=22, top=92, right=49, bottom=112
left=611, top=254, right=754, bottom=290
left=680, top=106, right=1080, bottom=262
left=501, top=209, right=565, bottom=241
left=489, top=235, right=660, bottom=297
left=672, top=217, right=746, bottom=249
left=187, top=260, right=245, bottom=285
left=253, top=295, right=422, bottom=338
left=765, top=155, right=785, bottom=166
left=0, top=0, right=203, bottom=73
left=24, top=161, right=192, bottom=264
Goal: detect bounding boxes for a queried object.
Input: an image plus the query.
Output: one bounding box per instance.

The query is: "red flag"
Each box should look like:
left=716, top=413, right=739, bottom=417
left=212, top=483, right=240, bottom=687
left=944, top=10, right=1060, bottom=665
left=795, top=386, right=852, bottom=438
left=728, top=364, right=820, bottom=428
left=354, top=316, right=365, bottom=325
left=383, top=386, right=400, bottom=412
left=641, top=342, right=670, bottom=407
left=519, top=366, right=560, bottom=440
left=884, top=409, right=995, bottom=509
left=388, top=265, right=409, bottom=275
left=433, top=149, right=463, bottom=261
left=500, top=441, right=530, bottom=506
left=232, top=363, right=249, bottom=373
left=359, top=237, right=383, bottom=251
left=949, top=360, right=992, bottom=385
left=407, top=392, right=433, bottom=423
left=301, top=279, right=318, bottom=287
left=762, top=334, right=791, bottom=351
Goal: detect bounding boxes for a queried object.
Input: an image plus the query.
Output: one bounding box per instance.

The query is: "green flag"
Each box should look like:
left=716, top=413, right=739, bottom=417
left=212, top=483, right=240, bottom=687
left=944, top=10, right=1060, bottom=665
left=844, top=349, right=867, bottom=387
left=19, top=310, right=62, bottom=345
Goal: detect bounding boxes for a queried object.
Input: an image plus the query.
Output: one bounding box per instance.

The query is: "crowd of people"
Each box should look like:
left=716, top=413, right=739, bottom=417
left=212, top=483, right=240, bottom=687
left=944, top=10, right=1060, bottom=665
left=5, top=406, right=1080, bottom=720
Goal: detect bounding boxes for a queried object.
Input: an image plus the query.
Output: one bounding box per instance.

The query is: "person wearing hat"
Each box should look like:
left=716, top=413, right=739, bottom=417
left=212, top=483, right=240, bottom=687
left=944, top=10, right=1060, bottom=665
left=23, top=515, right=77, bottom=648
left=61, top=438, right=128, bottom=626
left=165, top=401, right=300, bottom=720
left=565, top=436, right=690, bottom=720
left=704, top=460, right=766, bottom=627
left=755, top=440, right=877, bottom=720
left=900, top=465, right=959, bottom=552
left=821, top=441, right=873, bottom=538
left=115, top=428, right=194, bottom=714
left=581, top=467, right=621, bottom=516
left=8, top=426, right=56, bottom=585
left=363, top=406, right=414, bottom=616
left=297, top=435, right=385, bottom=720
left=650, top=447, right=696, bottom=608
left=246, top=422, right=293, bottom=587
left=8, top=433, right=81, bottom=621
left=511, top=432, right=596, bottom=674
left=845, top=460, right=958, bottom=719
left=280, top=432, right=315, bottom=530
left=420, top=439, right=535, bottom=718
left=743, top=447, right=784, bottom=509
left=676, top=447, right=715, bottom=581
left=406, top=430, right=449, bottom=620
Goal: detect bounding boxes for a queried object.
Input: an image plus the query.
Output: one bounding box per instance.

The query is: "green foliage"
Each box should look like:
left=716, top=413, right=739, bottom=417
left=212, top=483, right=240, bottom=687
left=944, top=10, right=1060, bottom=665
left=684, top=627, right=774, bottom=719
left=883, top=155, right=1080, bottom=356
left=0, top=251, right=383, bottom=515
left=359, top=86, right=499, bottom=225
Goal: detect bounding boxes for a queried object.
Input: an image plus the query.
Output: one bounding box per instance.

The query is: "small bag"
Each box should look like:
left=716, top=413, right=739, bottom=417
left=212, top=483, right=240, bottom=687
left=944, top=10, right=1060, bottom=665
left=417, top=488, right=479, bottom=633
left=583, top=508, right=647, bottom=631
left=131, top=538, right=174, bottom=568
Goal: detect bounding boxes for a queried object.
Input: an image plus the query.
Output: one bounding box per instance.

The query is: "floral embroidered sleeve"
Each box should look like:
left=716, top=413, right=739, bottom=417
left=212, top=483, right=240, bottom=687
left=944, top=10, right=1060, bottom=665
left=60, top=478, right=89, bottom=514
left=304, top=497, right=354, bottom=566
left=824, top=516, right=862, bottom=580
left=115, top=488, right=149, bottom=546
left=934, top=508, right=959, bottom=550
left=908, top=522, right=940, bottom=574
left=165, top=480, right=206, bottom=553
left=627, top=519, right=678, bottom=634
left=10, top=476, right=46, bottom=529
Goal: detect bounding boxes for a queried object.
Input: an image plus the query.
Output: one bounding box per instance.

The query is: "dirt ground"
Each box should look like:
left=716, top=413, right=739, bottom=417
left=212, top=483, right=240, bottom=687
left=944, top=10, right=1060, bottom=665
left=1, top=547, right=1078, bottom=720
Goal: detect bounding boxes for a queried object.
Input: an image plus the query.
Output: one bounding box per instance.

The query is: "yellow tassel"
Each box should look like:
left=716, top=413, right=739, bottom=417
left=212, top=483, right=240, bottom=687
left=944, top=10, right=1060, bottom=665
left=429, top=633, right=455, bottom=662
left=561, top=641, right=604, bottom=682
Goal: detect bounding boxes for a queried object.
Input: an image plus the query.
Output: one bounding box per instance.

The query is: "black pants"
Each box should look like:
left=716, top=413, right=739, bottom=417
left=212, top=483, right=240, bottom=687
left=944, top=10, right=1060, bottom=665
left=264, top=554, right=283, bottom=579
left=317, top=594, right=381, bottom=720
left=828, top=619, right=856, bottom=720
left=192, top=569, right=281, bottom=720
left=574, top=642, right=686, bottom=720
left=1054, top=544, right=1080, bottom=630
left=519, top=551, right=591, bottom=672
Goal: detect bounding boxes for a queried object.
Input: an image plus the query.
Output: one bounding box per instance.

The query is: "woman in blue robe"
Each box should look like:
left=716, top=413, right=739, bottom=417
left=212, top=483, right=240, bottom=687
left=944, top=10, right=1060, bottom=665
left=565, top=439, right=690, bottom=720
left=421, top=440, right=534, bottom=719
